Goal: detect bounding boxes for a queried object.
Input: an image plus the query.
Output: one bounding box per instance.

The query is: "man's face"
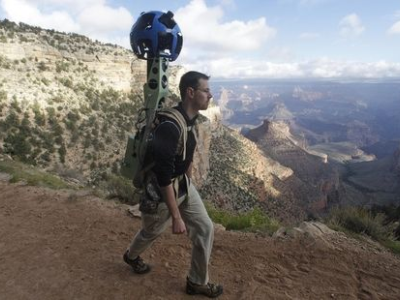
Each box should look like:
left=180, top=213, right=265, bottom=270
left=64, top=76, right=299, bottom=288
left=192, top=78, right=212, bottom=111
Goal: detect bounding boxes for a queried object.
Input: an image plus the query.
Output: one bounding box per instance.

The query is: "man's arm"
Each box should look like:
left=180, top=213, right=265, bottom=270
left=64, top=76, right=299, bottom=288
left=152, top=118, right=186, bottom=234
left=186, top=162, right=193, bottom=179
left=160, top=184, right=186, bottom=234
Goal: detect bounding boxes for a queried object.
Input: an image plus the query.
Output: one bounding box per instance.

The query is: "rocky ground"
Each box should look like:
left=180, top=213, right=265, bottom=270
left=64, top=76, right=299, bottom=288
left=1, top=179, right=400, bottom=300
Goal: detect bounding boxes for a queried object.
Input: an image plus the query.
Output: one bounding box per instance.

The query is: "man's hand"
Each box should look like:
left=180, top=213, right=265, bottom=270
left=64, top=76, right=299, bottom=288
left=172, top=217, right=186, bottom=234
left=160, top=183, right=186, bottom=234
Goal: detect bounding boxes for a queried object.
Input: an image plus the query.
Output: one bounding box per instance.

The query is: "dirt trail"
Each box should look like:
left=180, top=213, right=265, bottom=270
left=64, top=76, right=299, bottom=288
left=1, top=180, right=400, bottom=300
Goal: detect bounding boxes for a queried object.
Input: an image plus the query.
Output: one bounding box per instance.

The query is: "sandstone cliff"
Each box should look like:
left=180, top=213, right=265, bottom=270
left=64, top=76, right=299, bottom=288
left=245, top=119, right=341, bottom=217
left=0, top=21, right=146, bottom=93
left=0, top=20, right=183, bottom=178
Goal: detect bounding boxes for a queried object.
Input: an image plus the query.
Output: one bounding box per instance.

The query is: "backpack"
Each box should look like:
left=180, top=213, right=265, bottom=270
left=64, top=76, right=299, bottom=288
left=121, top=107, right=189, bottom=189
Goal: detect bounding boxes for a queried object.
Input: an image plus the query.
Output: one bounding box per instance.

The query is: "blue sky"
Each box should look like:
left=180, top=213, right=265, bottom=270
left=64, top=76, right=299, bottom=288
left=1, top=0, right=400, bottom=79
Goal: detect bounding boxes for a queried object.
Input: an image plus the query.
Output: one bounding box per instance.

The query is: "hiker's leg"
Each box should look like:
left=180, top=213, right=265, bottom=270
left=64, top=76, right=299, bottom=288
left=180, top=184, right=214, bottom=285
left=127, top=203, right=170, bottom=259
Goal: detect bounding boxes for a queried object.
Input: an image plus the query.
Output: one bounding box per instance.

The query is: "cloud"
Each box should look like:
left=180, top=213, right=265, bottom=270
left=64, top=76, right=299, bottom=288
left=0, top=0, right=133, bottom=44
left=174, top=0, right=276, bottom=53
left=299, top=0, right=330, bottom=5
left=278, top=0, right=331, bottom=6
left=266, top=46, right=295, bottom=62
left=339, top=13, right=365, bottom=37
left=298, top=32, right=320, bottom=39
left=22, top=0, right=105, bottom=13
left=388, top=20, right=400, bottom=35
left=184, top=57, right=400, bottom=79
left=78, top=5, right=133, bottom=34
left=1, top=0, right=80, bottom=32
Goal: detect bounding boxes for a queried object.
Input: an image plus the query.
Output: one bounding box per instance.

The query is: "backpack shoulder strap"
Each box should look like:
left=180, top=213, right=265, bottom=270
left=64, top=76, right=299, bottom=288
left=157, top=108, right=188, bottom=160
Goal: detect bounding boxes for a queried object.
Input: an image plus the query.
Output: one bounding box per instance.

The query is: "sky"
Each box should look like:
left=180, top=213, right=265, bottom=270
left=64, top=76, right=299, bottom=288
left=1, top=0, right=400, bottom=79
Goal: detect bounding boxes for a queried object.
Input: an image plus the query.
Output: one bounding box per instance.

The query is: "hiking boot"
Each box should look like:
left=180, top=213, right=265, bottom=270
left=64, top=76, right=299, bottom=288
left=186, top=277, right=223, bottom=298
left=123, top=251, right=151, bottom=274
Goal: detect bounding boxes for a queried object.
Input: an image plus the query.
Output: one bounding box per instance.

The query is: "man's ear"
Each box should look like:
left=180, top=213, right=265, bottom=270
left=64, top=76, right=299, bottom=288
left=186, top=87, right=195, bottom=99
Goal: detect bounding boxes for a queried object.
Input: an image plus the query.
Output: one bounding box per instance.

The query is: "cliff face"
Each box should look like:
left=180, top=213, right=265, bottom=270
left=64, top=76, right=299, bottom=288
left=346, top=120, right=379, bottom=147
left=0, top=20, right=178, bottom=176
left=245, top=119, right=340, bottom=217
left=0, top=22, right=146, bottom=93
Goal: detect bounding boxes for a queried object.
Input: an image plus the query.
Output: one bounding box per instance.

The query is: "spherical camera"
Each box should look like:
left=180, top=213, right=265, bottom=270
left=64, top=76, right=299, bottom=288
left=130, top=11, right=183, bottom=61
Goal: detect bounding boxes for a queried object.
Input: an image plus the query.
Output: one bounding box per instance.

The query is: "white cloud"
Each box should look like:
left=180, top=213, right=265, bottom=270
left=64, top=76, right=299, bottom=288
left=266, top=46, right=295, bottom=62
left=278, top=0, right=331, bottom=6
left=298, top=32, right=320, bottom=39
left=1, top=0, right=79, bottom=32
left=0, top=0, right=133, bottom=44
left=388, top=20, right=400, bottom=35
left=299, top=0, right=330, bottom=5
left=339, top=13, right=365, bottom=37
left=78, top=5, right=133, bottom=34
left=174, top=0, right=276, bottom=53
left=183, top=57, right=400, bottom=79
left=23, top=0, right=105, bottom=13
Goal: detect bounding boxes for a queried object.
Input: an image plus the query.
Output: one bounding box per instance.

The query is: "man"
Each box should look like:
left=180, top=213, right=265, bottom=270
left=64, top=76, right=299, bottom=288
left=124, top=71, right=223, bottom=298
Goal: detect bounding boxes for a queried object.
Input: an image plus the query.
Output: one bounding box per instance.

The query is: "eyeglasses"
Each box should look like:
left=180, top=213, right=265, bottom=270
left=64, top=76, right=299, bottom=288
left=194, top=88, right=212, bottom=95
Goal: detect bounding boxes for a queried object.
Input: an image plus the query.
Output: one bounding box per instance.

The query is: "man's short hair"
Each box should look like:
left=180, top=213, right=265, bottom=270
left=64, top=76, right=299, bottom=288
left=179, top=71, right=210, bottom=100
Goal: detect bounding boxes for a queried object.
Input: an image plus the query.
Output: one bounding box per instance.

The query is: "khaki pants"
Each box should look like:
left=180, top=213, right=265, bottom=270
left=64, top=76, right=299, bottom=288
left=127, top=182, right=214, bottom=285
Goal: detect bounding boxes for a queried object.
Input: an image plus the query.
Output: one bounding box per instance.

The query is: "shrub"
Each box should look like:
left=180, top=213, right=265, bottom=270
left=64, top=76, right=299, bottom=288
left=381, top=240, right=400, bottom=255
left=10, top=99, right=22, bottom=113
left=41, top=78, right=50, bottom=86
left=327, top=206, right=395, bottom=241
left=4, top=111, right=20, bottom=129
left=102, top=174, right=136, bottom=204
left=55, top=60, right=70, bottom=73
left=38, top=61, right=47, bottom=71
left=59, top=77, right=73, bottom=88
left=40, top=151, right=51, bottom=163
left=4, top=132, right=32, bottom=162
left=58, top=143, right=66, bottom=163
left=67, top=110, right=80, bottom=122
left=0, top=90, right=7, bottom=102
left=0, top=158, right=69, bottom=189
left=34, top=110, right=46, bottom=126
left=206, top=205, right=280, bottom=234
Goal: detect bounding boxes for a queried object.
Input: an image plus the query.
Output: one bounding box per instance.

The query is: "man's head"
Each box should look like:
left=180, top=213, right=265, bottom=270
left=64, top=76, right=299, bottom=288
left=179, top=71, right=212, bottom=111
left=179, top=71, right=210, bottom=100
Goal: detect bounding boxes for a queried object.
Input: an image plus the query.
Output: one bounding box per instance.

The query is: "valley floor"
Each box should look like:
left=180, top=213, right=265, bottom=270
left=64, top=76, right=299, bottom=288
left=1, top=179, right=400, bottom=300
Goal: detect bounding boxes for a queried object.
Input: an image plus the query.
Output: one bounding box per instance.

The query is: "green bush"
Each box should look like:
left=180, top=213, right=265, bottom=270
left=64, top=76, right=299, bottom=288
left=0, top=90, right=7, bottom=102
left=34, top=110, right=46, bottom=126
left=58, top=77, right=73, bottom=88
left=55, top=60, right=70, bottom=73
left=4, top=111, right=20, bottom=129
left=4, top=132, right=32, bottom=161
left=327, top=206, right=395, bottom=241
left=38, top=61, right=47, bottom=71
left=381, top=240, right=400, bottom=255
left=0, top=158, right=69, bottom=189
left=206, top=205, right=280, bottom=234
left=58, top=143, right=66, bottom=163
left=102, top=174, right=136, bottom=204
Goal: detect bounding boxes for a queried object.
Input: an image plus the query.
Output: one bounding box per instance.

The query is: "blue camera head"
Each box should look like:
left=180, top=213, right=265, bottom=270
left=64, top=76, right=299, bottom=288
left=130, top=11, right=183, bottom=61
